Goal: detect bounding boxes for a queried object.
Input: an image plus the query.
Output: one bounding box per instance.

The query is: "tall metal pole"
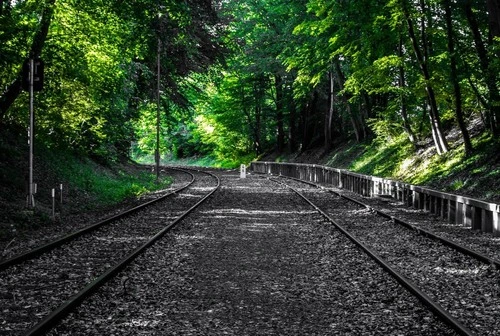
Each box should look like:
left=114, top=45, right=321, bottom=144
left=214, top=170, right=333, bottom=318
left=156, top=37, right=161, bottom=182
left=28, top=58, right=35, bottom=207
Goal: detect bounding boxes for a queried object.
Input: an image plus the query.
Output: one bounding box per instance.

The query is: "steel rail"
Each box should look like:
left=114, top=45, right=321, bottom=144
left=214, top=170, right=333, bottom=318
left=0, top=167, right=195, bottom=270
left=23, top=169, right=220, bottom=336
left=277, top=174, right=500, bottom=269
left=269, top=177, right=476, bottom=336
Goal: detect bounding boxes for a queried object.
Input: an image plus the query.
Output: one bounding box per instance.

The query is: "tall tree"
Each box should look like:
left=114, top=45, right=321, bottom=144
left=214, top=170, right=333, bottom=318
left=400, top=0, right=449, bottom=154
left=463, top=0, right=500, bottom=135
left=0, top=0, right=56, bottom=121
left=442, top=0, right=473, bottom=155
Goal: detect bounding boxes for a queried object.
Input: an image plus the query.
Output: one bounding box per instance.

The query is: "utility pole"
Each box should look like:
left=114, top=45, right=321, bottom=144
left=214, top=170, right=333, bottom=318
left=156, top=37, right=161, bottom=182
left=28, top=58, right=35, bottom=207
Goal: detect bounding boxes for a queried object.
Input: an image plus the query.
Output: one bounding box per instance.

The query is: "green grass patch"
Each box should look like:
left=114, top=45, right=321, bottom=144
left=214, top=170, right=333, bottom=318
left=144, top=153, right=257, bottom=169
left=324, top=131, right=499, bottom=202
left=43, top=149, right=172, bottom=207
left=346, top=135, right=415, bottom=177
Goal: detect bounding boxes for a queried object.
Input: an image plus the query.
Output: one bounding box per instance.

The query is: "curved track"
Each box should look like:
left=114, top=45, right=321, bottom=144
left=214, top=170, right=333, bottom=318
left=0, top=167, right=194, bottom=267
left=271, top=175, right=500, bottom=336
left=44, top=170, right=459, bottom=335
left=0, top=167, right=219, bottom=335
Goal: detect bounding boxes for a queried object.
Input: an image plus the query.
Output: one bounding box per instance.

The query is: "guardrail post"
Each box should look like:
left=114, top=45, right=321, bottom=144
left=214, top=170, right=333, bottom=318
left=456, top=202, right=465, bottom=225
left=471, top=206, right=482, bottom=230
left=494, top=211, right=500, bottom=237
left=464, top=204, right=473, bottom=228
left=481, top=209, right=493, bottom=233
left=413, top=191, right=423, bottom=209
left=438, top=198, right=445, bottom=218
left=448, top=200, right=456, bottom=223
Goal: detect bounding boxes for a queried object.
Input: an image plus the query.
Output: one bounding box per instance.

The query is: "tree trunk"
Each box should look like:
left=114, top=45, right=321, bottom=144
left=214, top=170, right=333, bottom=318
left=324, top=70, right=334, bottom=152
left=301, top=92, right=318, bottom=151
left=334, top=60, right=363, bottom=142
left=487, top=0, right=500, bottom=134
left=487, top=0, right=500, bottom=41
left=0, top=0, right=56, bottom=121
left=252, top=76, right=265, bottom=154
left=443, top=0, right=473, bottom=156
left=274, top=74, right=285, bottom=153
left=288, top=97, right=297, bottom=152
left=401, top=0, right=449, bottom=154
left=300, top=101, right=310, bottom=151
left=254, top=105, right=262, bottom=154
left=464, top=0, right=500, bottom=135
left=398, top=34, right=417, bottom=145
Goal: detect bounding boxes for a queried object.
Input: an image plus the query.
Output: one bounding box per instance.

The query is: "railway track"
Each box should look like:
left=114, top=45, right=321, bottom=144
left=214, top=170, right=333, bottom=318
left=0, top=167, right=219, bottom=335
left=44, top=171, right=459, bottom=335
left=271, top=175, right=500, bottom=336
left=0, top=167, right=194, bottom=262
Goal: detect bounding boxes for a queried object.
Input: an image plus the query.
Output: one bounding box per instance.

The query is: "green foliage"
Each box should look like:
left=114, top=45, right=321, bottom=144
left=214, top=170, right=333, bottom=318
left=43, top=148, right=172, bottom=206
left=336, top=131, right=499, bottom=201
left=1, top=0, right=225, bottom=163
left=1, top=0, right=498, bottom=171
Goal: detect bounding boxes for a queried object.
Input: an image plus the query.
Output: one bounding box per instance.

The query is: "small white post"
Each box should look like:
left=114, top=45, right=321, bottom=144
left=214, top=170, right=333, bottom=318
left=51, top=188, right=55, bottom=220
left=59, top=184, right=63, bottom=204
left=240, top=164, right=246, bottom=178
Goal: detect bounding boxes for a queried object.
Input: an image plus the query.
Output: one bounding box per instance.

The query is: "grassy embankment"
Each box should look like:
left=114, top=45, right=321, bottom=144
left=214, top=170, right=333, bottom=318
left=0, top=129, right=172, bottom=239
left=324, top=132, right=499, bottom=203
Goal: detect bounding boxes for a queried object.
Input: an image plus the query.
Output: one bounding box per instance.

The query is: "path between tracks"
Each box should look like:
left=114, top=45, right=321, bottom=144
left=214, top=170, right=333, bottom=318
left=49, top=171, right=455, bottom=335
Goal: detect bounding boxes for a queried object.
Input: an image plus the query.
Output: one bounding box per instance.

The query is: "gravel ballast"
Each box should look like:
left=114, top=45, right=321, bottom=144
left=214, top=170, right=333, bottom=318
left=0, top=168, right=192, bottom=260
left=0, top=170, right=216, bottom=335
left=48, top=172, right=457, bottom=335
left=279, top=176, right=500, bottom=335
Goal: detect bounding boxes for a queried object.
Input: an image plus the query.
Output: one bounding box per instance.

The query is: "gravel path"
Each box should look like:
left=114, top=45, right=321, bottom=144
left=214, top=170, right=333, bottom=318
left=48, top=172, right=456, bottom=335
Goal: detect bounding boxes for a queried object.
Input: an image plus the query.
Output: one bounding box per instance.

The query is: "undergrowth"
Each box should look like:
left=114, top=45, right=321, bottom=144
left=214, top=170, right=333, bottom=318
left=326, top=132, right=499, bottom=202
left=42, top=149, right=172, bottom=207
left=136, top=153, right=256, bottom=169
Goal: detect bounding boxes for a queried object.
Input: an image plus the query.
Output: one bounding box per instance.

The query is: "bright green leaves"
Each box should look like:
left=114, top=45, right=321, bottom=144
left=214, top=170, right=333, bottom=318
left=1, top=0, right=225, bottom=162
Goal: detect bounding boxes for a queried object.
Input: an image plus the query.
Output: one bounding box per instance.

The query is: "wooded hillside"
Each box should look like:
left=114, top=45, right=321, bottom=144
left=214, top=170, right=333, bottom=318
left=1, top=0, right=499, bottom=166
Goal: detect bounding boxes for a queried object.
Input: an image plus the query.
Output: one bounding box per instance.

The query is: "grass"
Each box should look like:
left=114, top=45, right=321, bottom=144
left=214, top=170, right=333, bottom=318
left=325, top=132, right=499, bottom=202
left=134, top=153, right=255, bottom=169
left=43, top=149, right=172, bottom=207
left=0, top=133, right=174, bottom=240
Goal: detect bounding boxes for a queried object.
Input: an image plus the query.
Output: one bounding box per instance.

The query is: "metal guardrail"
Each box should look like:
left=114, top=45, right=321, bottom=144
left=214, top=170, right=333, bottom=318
left=250, top=161, right=500, bottom=236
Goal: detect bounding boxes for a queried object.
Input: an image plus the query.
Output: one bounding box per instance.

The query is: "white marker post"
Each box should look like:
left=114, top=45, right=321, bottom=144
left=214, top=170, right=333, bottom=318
left=240, top=164, right=246, bottom=178
left=59, top=184, right=63, bottom=204
left=51, top=188, right=55, bottom=220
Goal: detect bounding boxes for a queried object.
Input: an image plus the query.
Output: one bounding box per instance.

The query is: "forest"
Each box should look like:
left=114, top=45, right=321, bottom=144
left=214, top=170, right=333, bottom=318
left=1, top=0, right=499, bottom=168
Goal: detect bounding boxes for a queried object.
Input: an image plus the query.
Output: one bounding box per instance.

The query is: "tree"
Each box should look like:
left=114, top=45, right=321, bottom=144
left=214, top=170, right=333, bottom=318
left=442, top=0, right=473, bottom=155
left=399, top=0, right=449, bottom=154
left=0, top=0, right=56, bottom=121
left=464, top=0, right=500, bottom=135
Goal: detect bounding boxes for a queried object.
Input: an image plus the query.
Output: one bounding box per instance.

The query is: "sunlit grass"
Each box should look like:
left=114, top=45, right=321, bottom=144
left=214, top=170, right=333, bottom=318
left=349, top=135, right=414, bottom=177
left=138, top=153, right=257, bottom=169
left=43, top=149, right=172, bottom=207
left=328, top=131, right=499, bottom=201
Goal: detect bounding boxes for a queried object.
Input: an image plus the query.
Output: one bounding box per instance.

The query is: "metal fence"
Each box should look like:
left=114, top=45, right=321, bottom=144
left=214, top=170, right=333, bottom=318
left=250, top=161, right=500, bottom=236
